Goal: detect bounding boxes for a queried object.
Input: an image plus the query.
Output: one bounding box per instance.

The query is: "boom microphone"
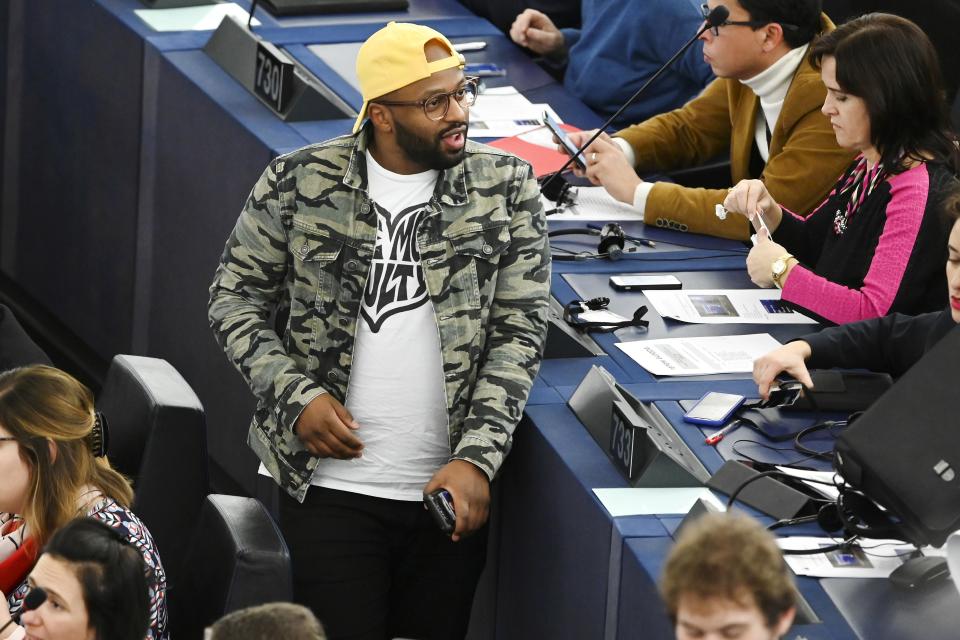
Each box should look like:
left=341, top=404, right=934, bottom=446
left=541, top=5, right=731, bottom=190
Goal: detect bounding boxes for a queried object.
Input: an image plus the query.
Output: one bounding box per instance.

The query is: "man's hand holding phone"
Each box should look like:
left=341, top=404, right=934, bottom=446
left=556, top=126, right=643, bottom=205
left=424, top=459, right=490, bottom=541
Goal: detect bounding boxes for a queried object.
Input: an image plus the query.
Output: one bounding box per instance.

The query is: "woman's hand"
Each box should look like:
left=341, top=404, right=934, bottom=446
left=563, top=131, right=643, bottom=205
left=746, top=230, right=791, bottom=288
left=753, top=341, right=814, bottom=400
left=722, top=179, right=783, bottom=232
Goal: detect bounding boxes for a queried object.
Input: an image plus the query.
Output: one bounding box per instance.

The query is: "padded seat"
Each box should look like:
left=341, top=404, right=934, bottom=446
left=169, top=494, right=293, bottom=639
left=96, top=354, right=209, bottom=591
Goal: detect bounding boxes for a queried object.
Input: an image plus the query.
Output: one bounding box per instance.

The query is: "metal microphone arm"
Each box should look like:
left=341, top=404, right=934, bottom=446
left=540, top=5, right=730, bottom=191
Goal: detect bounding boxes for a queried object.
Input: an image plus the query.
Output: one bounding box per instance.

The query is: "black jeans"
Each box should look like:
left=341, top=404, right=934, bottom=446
left=279, top=486, right=487, bottom=640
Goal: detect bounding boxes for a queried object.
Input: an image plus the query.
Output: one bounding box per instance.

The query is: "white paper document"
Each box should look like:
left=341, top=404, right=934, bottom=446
left=542, top=186, right=644, bottom=221
left=645, top=289, right=817, bottom=325
left=468, top=87, right=561, bottom=138
left=616, top=333, right=782, bottom=376
left=778, top=537, right=915, bottom=578
left=593, top=487, right=725, bottom=517
left=135, top=3, right=260, bottom=32
left=775, top=466, right=842, bottom=500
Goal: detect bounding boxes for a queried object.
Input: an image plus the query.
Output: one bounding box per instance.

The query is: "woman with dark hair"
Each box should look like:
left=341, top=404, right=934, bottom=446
left=0, top=517, right=151, bottom=640
left=0, top=366, right=167, bottom=639
left=0, top=518, right=150, bottom=640
left=753, top=189, right=960, bottom=397
left=722, top=13, right=960, bottom=324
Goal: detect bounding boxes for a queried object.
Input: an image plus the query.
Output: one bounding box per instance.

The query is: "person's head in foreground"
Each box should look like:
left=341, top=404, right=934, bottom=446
left=662, top=513, right=796, bottom=640
left=206, top=602, right=326, bottom=640
left=353, top=22, right=474, bottom=174
left=809, top=12, right=958, bottom=171
left=0, top=517, right=150, bottom=640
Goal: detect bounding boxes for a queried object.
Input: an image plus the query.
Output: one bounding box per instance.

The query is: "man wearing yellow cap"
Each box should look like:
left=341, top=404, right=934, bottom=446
left=208, top=22, right=550, bottom=639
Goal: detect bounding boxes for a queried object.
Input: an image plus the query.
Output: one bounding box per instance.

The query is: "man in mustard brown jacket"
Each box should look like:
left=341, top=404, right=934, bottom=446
left=568, top=0, right=854, bottom=240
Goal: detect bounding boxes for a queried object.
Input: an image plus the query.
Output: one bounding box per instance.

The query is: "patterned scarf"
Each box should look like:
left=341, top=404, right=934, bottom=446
left=832, top=156, right=889, bottom=236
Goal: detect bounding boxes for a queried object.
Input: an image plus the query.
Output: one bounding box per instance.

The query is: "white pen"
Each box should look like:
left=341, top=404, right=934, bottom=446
left=454, top=41, right=487, bottom=52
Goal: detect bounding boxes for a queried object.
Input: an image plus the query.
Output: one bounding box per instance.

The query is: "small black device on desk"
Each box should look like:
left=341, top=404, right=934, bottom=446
left=609, top=274, right=682, bottom=291
left=424, top=489, right=456, bottom=535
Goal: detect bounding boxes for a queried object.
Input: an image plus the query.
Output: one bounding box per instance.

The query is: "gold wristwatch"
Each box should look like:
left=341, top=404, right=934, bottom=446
left=771, top=254, right=795, bottom=289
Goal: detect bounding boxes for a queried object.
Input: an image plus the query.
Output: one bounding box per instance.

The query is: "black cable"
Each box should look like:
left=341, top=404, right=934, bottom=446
left=781, top=537, right=859, bottom=556
left=729, top=439, right=823, bottom=469
left=724, top=469, right=783, bottom=510
left=767, top=514, right=820, bottom=530
left=793, top=419, right=846, bottom=461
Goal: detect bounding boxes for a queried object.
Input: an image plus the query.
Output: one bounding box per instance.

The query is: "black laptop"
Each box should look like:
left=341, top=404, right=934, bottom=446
left=259, top=0, right=409, bottom=16
left=835, top=324, right=960, bottom=547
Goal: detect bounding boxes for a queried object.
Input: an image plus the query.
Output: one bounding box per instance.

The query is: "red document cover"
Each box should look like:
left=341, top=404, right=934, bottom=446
left=488, top=124, right=581, bottom=177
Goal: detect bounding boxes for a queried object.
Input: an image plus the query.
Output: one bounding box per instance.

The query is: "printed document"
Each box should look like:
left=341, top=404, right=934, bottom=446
left=778, top=537, right=915, bottom=578
left=616, top=333, right=782, bottom=376
left=645, top=289, right=818, bottom=325
left=541, top=186, right=644, bottom=221
left=468, top=87, right=560, bottom=138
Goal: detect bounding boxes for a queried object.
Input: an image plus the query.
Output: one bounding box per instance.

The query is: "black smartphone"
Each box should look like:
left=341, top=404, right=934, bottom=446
left=542, top=111, right=587, bottom=171
left=424, top=489, right=456, bottom=534
left=609, top=274, right=682, bottom=291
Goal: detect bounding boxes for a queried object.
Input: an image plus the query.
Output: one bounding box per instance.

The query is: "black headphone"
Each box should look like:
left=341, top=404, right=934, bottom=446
left=816, top=488, right=904, bottom=541
left=549, top=223, right=632, bottom=261
left=563, top=296, right=649, bottom=332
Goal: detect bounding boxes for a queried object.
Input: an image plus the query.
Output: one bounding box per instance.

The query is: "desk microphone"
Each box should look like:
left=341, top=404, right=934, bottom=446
left=540, top=5, right=730, bottom=191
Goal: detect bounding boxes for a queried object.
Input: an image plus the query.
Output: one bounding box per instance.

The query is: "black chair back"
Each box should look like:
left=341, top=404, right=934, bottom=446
left=170, top=494, right=292, bottom=639
left=96, top=354, right=209, bottom=591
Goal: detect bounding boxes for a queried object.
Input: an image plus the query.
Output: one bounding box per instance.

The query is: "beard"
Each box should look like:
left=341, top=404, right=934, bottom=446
left=394, top=118, right=468, bottom=171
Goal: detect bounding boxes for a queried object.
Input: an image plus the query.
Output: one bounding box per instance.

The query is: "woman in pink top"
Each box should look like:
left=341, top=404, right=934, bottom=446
left=722, top=13, right=959, bottom=324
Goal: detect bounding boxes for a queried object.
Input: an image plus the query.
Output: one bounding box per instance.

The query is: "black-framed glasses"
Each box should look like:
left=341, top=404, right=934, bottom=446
left=699, top=4, right=799, bottom=36
left=373, top=77, right=479, bottom=121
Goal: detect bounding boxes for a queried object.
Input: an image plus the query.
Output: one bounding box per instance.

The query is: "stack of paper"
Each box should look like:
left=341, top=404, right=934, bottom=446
left=644, top=290, right=818, bottom=325
left=541, top=186, right=643, bottom=221
left=616, top=333, right=782, bottom=376
left=469, top=87, right=561, bottom=139
left=778, top=537, right=915, bottom=578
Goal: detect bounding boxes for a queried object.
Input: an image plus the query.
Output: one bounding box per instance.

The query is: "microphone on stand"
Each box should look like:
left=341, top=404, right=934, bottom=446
left=540, top=5, right=730, bottom=191
left=0, top=586, right=49, bottom=634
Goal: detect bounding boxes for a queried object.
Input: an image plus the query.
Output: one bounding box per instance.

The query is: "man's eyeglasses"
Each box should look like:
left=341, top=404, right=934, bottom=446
left=373, top=77, right=479, bottom=121
left=699, top=4, right=799, bottom=37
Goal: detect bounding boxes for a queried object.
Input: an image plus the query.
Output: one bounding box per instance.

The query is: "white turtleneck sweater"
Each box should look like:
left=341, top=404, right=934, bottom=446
left=617, top=44, right=809, bottom=214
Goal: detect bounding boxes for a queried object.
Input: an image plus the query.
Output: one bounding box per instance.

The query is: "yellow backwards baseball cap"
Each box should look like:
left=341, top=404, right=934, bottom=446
left=353, top=22, right=465, bottom=133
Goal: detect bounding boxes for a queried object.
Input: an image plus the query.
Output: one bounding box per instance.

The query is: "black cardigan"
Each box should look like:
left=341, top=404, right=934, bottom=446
left=802, top=308, right=956, bottom=377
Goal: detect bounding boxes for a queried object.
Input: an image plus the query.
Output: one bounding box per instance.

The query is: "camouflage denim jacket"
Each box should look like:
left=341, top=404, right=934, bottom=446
left=208, top=128, right=551, bottom=502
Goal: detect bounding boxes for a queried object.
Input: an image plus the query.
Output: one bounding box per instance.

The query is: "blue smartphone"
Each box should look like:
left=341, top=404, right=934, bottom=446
left=542, top=111, right=587, bottom=171
left=463, top=62, right=506, bottom=77
left=683, top=392, right=745, bottom=426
